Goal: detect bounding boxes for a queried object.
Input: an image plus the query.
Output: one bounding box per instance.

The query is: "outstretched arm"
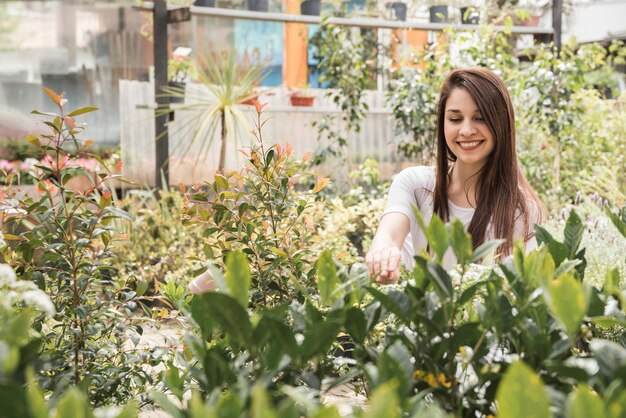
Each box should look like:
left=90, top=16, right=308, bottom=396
left=365, top=212, right=410, bottom=284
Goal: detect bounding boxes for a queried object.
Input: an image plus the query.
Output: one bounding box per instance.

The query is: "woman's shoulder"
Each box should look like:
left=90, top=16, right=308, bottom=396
left=393, top=165, right=436, bottom=187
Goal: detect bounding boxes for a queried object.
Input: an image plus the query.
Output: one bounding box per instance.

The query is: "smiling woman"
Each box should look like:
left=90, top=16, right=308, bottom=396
left=366, top=67, right=545, bottom=282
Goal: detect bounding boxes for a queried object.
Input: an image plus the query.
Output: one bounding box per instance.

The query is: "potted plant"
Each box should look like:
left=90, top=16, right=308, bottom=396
left=160, top=49, right=264, bottom=170
left=289, top=88, right=316, bottom=107
left=428, top=0, right=448, bottom=22
left=459, top=5, right=480, bottom=24
left=301, top=0, right=321, bottom=16
left=167, top=47, right=194, bottom=104
left=386, top=1, right=408, bottom=21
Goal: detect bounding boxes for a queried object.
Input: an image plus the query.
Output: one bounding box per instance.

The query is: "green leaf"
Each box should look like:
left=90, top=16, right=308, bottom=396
left=563, top=211, right=584, bottom=258
left=190, top=292, right=252, bottom=347
left=259, top=316, right=299, bottom=359
left=470, top=239, right=505, bottom=263
left=67, top=106, right=98, bottom=117
left=150, top=390, right=185, bottom=418
left=26, top=368, right=48, bottom=418
left=203, top=346, right=236, bottom=391
left=104, top=206, right=133, bottom=221
left=449, top=219, right=472, bottom=267
left=608, top=391, right=626, bottom=418
left=301, top=320, right=342, bottom=361
left=225, top=251, right=251, bottom=307
left=114, top=402, right=139, bottom=418
left=309, top=406, right=342, bottom=418
left=414, top=209, right=448, bottom=260
left=366, top=287, right=411, bottom=319
left=590, top=340, right=626, bottom=380
left=606, top=205, right=626, bottom=239
left=344, top=307, right=367, bottom=344
left=317, top=251, right=342, bottom=306
left=362, top=381, right=401, bottom=418
left=566, top=385, right=607, bottom=418
left=251, top=385, right=278, bottom=418
left=164, top=365, right=184, bottom=399
left=547, top=273, right=586, bottom=337
left=55, top=388, right=89, bottom=418
left=590, top=316, right=626, bottom=329
left=555, top=259, right=582, bottom=277
left=496, top=361, right=552, bottom=418
left=416, top=257, right=452, bottom=299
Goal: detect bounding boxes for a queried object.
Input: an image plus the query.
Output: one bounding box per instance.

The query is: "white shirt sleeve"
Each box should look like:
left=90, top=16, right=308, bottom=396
left=383, top=166, right=433, bottom=227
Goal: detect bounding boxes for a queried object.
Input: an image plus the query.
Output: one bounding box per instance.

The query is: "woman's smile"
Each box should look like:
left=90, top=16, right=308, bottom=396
left=456, top=140, right=486, bottom=151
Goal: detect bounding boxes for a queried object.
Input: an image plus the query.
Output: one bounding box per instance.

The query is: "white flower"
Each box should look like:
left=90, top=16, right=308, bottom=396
left=0, top=264, right=17, bottom=286
left=22, top=290, right=55, bottom=316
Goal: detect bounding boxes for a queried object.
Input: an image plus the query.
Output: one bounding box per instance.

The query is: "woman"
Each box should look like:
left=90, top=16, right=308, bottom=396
left=366, top=67, right=544, bottom=283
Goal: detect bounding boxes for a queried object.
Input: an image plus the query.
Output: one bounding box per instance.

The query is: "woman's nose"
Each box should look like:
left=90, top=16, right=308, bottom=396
left=459, top=121, right=476, bottom=137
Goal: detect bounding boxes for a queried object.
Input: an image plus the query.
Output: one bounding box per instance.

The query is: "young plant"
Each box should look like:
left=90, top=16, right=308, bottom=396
left=183, top=100, right=329, bottom=305
left=309, top=18, right=377, bottom=165
left=0, top=89, right=159, bottom=405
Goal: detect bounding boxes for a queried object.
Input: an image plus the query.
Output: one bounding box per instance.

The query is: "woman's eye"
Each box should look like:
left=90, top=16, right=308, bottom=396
left=448, top=118, right=462, bottom=123
left=474, top=116, right=485, bottom=121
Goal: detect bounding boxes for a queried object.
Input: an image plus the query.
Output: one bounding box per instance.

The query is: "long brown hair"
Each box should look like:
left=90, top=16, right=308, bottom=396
left=433, top=67, right=543, bottom=255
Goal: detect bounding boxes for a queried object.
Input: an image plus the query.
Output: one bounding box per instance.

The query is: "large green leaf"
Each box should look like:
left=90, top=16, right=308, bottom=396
left=251, top=384, right=279, bottom=418
left=496, top=361, right=552, bottom=418
left=301, top=320, right=342, bottom=361
left=470, top=239, right=505, bottom=263
left=566, top=385, right=606, bottom=418
left=563, top=211, right=584, bottom=258
left=54, top=388, right=90, bottom=418
left=258, top=316, right=299, bottom=359
left=606, top=205, right=626, bottom=239
left=363, top=381, right=401, bottom=418
left=608, top=391, right=626, bottom=418
left=225, top=251, right=251, bottom=307
left=414, top=209, right=448, bottom=261
left=344, top=307, right=367, bottom=344
left=190, top=292, right=252, bottom=347
left=317, top=251, right=342, bottom=306
left=449, top=219, right=472, bottom=267
left=547, top=273, right=586, bottom=337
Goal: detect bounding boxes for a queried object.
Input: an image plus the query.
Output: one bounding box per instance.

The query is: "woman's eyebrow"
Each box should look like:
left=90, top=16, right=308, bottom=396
left=446, top=109, right=481, bottom=114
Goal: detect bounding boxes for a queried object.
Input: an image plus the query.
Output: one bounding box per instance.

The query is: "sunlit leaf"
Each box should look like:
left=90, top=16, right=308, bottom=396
left=496, top=361, right=552, bottom=418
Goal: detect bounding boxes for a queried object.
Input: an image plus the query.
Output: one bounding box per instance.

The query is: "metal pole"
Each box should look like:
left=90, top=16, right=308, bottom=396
left=153, top=0, right=169, bottom=189
left=552, top=0, right=562, bottom=53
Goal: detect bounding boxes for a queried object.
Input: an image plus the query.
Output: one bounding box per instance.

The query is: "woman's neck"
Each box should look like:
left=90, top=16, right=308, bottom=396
left=448, top=162, right=485, bottom=208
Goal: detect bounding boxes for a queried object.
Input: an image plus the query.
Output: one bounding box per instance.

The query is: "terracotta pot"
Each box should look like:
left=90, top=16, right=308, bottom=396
left=290, top=96, right=315, bottom=107
left=240, top=96, right=259, bottom=105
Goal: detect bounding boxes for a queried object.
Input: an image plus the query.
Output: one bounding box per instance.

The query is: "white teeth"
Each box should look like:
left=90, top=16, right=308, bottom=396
left=458, top=141, right=482, bottom=148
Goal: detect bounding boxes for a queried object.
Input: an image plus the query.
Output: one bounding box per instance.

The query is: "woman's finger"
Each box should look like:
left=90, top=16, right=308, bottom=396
left=379, top=247, right=391, bottom=276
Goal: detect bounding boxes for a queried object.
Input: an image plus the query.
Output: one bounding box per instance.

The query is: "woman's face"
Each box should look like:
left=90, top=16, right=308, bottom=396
left=444, top=87, right=495, bottom=169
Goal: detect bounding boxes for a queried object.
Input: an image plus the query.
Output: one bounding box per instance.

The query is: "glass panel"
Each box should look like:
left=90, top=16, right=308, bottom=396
left=0, top=0, right=152, bottom=148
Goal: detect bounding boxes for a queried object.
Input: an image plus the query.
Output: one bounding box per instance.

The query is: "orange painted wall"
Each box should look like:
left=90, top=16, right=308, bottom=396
left=283, top=0, right=309, bottom=87
left=391, top=29, right=429, bottom=69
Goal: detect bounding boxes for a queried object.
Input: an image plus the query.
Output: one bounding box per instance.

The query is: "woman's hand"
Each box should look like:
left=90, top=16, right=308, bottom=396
left=366, top=212, right=409, bottom=284
left=365, top=246, right=401, bottom=284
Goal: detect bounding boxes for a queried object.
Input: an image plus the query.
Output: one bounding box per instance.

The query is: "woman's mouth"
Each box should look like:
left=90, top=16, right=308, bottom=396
left=456, top=140, right=485, bottom=151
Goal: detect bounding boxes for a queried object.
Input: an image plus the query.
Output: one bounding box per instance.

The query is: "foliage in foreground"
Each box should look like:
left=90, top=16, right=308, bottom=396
left=0, top=90, right=165, bottom=406
left=151, top=204, right=626, bottom=417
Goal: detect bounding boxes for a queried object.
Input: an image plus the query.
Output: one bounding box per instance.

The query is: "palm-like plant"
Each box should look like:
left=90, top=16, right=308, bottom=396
left=159, top=49, right=264, bottom=170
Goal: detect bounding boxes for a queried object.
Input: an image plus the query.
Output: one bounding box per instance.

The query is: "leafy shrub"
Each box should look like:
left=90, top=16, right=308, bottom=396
left=182, top=100, right=329, bottom=306
left=0, top=89, right=163, bottom=405
left=112, top=187, right=206, bottom=314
